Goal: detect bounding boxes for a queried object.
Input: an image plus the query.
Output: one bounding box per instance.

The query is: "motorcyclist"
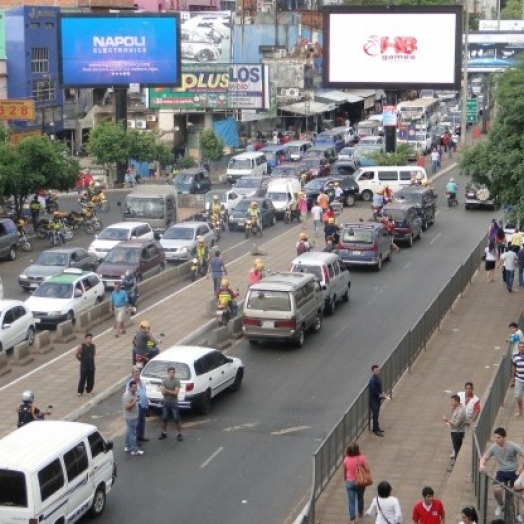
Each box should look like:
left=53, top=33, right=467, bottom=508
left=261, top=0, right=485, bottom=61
left=327, top=183, right=336, bottom=203
left=288, top=193, right=298, bottom=222
left=217, top=278, right=239, bottom=318
left=51, top=214, right=66, bottom=244
left=191, top=236, right=209, bottom=273
left=124, top=169, right=135, bottom=188
left=29, top=195, right=40, bottom=231
left=382, top=183, right=393, bottom=204
left=446, top=177, right=458, bottom=201
left=86, top=181, right=96, bottom=201
left=334, top=182, right=343, bottom=202
left=17, top=390, right=49, bottom=428
left=210, top=195, right=222, bottom=220
left=132, top=320, right=160, bottom=364
left=248, top=258, right=265, bottom=286
left=246, top=201, right=262, bottom=235
left=324, top=217, right=340, bottom=247
left=121, top=269, right=138, bottom=314
left=300, top=172, right=308, bottom=189
left=372, top=187, right=385, bottom=220
left=296, top=232, right=311, bottom=255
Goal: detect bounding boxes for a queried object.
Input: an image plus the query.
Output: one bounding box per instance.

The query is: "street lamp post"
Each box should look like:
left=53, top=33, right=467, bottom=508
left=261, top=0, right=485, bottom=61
left=460, top=0, right=469, bottom=148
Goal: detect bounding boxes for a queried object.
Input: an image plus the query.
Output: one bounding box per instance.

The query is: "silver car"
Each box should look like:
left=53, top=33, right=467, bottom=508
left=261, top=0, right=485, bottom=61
left=159, top=221, right=215, bottom=263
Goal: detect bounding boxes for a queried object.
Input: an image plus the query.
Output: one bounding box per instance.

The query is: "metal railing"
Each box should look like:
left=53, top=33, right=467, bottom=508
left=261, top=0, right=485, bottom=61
left=298, top=234, right=487, bottom=524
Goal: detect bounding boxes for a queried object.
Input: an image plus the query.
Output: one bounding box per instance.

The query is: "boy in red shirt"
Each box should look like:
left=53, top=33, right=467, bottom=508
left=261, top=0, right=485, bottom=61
left=412, top=486, right=445, bottom=524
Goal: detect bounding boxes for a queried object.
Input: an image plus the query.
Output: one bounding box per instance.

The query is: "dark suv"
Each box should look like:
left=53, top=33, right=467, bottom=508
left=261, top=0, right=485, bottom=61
left=392, top=187, right=437, bottom=230
left=304, top=176, right=360, bottom=209
left=382, top=203, right=423, bottom=247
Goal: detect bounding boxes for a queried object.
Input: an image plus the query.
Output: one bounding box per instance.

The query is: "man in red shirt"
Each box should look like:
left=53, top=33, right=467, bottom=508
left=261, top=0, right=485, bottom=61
left=412, top=486, right=445, bottom=524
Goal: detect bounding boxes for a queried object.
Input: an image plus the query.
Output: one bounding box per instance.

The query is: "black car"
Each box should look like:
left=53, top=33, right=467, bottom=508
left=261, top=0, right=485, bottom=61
left=228, top=198, right=277, bottom=231
left=382, top=203, right=423, bottom=247
left=331, top=160, right=357, bottom=177
left=303, top=176, right=360, bottom=209
left=172, top=168, right=211, bottom=195
left=392, top=187, right=437, bottom=230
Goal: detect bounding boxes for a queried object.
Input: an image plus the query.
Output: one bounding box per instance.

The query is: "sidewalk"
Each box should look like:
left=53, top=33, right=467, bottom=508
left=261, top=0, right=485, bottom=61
left=314, top=268, right=523, bottom=523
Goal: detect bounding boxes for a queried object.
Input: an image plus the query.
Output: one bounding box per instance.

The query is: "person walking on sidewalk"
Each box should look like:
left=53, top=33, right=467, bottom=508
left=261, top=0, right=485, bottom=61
left=129, top=367, right=149, bottom=444
left=311, top=201, right=323, bottom=237
left=479, top=426, right=524, bottom=516
left=458, top=506, right=478, bottom=524
left=122, top=380, right=144, bottom=456
left=458, top=382, right=481, bottom=426
left=499, top=247, right=518, bottom=292
left=484, top=241, right=497, bottom=282
left=110, top=281, right=128, bottom=337
left=343, top=442, right=368, bottom=524
left=207, top=250, right=227, bottom=296
left=159, top=366, right=183, bottom=442
left=365, top=481, right=402, bottom=524
left=411, top=486, right=445, bottom=524
left=430, top=149, right=440, bottom=174
left=513, top=342, right=524, bottom=417
left=443, top=394, right=466, bottom=471
left=75, top=333, right=96, bottom=397
left=369, top=365, right=389, bottom=437
left=508, top=322, right=524, bottom=357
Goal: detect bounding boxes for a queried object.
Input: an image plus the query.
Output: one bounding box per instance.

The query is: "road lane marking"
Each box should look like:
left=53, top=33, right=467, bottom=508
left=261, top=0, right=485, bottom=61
left=403, top=261, right=413, bottom=271
left=430, top=232, right=442, bottom=245
left=201, top=447, right=224, bottom=468
left=271, top=426, right=309, bottom=436
left=223, top=422, right=258, bottom=432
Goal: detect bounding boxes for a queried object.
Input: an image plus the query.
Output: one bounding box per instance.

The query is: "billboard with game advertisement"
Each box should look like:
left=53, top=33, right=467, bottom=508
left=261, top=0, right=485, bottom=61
left=468, top=32, right=524, bottom=72
left=323, top=5, right=462, bottom=90
left=148, top=64, right=270, bottom=110
left=58, top=14, right=181, bottom=87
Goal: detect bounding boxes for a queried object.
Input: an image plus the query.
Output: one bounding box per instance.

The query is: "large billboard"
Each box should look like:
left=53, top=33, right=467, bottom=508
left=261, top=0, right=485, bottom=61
left=58, top=14, right=181, bottom=87
left=148, top=64, right=269, bottom=110
left=479, top=20, right=524, bottom=31
left=468, top=32, right=524, bottom=72
left=180, top=11, right=231, bottom=64
left=323, top=5, right=462, bottom=90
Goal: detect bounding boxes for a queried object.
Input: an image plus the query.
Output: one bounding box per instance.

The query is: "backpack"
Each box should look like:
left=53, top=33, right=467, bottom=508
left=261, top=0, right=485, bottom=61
left=17, top=403, right=34, bottom=428
left=296, top=241, right=307, bottom=256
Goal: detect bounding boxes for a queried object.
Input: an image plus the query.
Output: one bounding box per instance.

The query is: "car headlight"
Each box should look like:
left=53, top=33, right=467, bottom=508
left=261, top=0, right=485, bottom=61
left=180, top=247, right=189, bottom=253
left=19, top=274, right=28, bottom=280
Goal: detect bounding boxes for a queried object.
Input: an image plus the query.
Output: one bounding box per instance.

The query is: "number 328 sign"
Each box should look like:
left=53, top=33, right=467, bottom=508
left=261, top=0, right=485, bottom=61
left=0, top=100, right=35, bottom=121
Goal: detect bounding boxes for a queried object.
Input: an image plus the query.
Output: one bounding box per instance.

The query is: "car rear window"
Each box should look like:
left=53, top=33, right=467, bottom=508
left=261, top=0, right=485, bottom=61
left=0, top=469, right=27, bottom=507
left=142, top=361, right=191, bottom=380
left=291, top=264, right=322, bottom=281
left=246, top=290, right=291, bottom=312
left=342, top=229, right=374, bottom=244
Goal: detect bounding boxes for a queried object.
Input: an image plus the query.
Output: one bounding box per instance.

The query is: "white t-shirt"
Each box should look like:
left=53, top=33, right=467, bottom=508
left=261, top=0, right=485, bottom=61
left=431, top=151, right=440, bottom=162
left=311, top=205, right=323, bottom=221
left=484, top=247, right=496, bottom=261
left=501, top=250, right=518, bottom=270
left=366, top=496, right=402, bottom=524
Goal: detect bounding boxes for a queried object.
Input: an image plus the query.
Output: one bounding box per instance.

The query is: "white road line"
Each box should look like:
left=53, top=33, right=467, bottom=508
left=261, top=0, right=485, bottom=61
left=201, top=447, right=224, bottom=468
left=429, top=233, right=442, bottom=245
left=270, top=426, right=309, bottom=436
left=403, top=261, right=413, bottom=271
left=435, top=209, right=441, bottom=216
left=223, top=422, right=258, bottom=432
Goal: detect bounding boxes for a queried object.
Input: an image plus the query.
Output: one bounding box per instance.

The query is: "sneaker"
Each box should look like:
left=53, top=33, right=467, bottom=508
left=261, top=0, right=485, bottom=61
left=159, top=432, right=167, bottom=440
left=449, top=451, right=456, bottom=458
left=124, top=447, right=131, bottom=452
left=495, top=505, right=503, bottom=517
left=177, top=433, right=184, bottom=442
left=130, top=449, right=144, bottom=456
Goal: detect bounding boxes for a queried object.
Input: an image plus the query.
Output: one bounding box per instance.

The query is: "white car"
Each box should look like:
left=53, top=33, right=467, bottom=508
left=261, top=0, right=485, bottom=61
left=159, top=221, right=215, bottom=263
left=88, top=222, right=154, bottom=261
left=338, top=146, right=356, bottom=161
left=141, top=345, right=244, bottom=414
left=204, top=189, right=243, bottom=216
left=25, top=269, right=105, bottom=327
left=359, top=136, right=384, bottom=146
left=0, top=300, right=35, bottom=352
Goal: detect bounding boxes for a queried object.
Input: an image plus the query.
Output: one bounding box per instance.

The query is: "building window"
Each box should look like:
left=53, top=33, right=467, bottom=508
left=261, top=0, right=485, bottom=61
left=29, top=22, right=40, bottom=29
left=32, top=79, right=56, bottom=101
left=45, top=22, right=54, bottom=29
left=31, top=48, right=49, bottom=74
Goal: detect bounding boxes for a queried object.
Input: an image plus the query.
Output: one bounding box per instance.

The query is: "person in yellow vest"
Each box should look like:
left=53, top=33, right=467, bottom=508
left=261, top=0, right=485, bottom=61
left=247, top=201, right=262, bottom=235
left=511, top=226, right=523, bottom=250
left=191, top=236, right=209, bottom=273
left=217, top=278, right=238, bottom=317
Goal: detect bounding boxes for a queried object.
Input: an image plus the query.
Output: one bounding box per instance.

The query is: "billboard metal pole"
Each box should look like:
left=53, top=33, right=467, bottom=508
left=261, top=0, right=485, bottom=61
left=460, top=2, right=469, bottom=149
left=384, top=91, right=397, bottom=154
left=114, top=87, right=128, bottom=185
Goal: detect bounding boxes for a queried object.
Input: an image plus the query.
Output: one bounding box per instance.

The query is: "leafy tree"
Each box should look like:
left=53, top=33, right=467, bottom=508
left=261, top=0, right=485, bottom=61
left=88, top=122, right=128, bottom=179
left=502, top=0, right=523, bottom=19
left=368, top=144, right=409, bottom=166
left=178, top=154, right=197, bottom=168
left=200, top=129, right=223, bottom=162
left=0, top=136, right=79, bottom=217
left=459, top=64, right=524, bottom=217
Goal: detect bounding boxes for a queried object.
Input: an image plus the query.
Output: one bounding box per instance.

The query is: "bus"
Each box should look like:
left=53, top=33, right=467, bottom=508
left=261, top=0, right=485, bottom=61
left=397, top=98, right=441, bottom=128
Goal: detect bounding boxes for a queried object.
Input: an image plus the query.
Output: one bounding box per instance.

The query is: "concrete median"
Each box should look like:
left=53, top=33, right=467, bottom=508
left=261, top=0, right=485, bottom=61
left=12, top=341, right=34, bottom=366
left=88, top=300, right=111, bottom=327
left=0, top=351, right=10, bottom=377
left=137, top=261, right=191, bottom=300
left=33, top=330, right=55, bottom=355
left=54, top=320, right=76, bottom=344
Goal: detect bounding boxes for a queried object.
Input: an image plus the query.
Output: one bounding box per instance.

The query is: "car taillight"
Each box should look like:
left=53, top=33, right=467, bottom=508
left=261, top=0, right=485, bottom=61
left=275, top=319, right=296, bottom=329
left=185, top=383, right=194, bottom=392
left=242, top=317, right=261, bottom=326
left=323, top=265, right=330, bottom=284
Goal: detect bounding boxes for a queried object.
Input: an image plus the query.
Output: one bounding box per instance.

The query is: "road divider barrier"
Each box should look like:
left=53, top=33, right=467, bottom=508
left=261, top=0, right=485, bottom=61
left=0, top=352, right=10, bottom=377
left=12, top=341, right=34, bottom=366
left=75, top=311, right=91, bottom=333
left=87, top=300, right=111, bottom=328
left=54, top=320, right=75, bottom=344
left=33, top=330, right=54, bottom=354
left=136, top=261, right=191, bottom=301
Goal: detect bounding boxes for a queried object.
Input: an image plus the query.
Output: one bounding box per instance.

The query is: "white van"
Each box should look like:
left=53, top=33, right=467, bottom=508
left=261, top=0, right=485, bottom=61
left=0, top=421, right=116, bottom=523
left=356, top=120, right=382, bottom=138
left=266, top=177, right=302, bottom=217
left=286, top=140, right=312, bottom=161
left=353, top=166, right=428, bottom=201
left=227, top=152, right=267, bottom=184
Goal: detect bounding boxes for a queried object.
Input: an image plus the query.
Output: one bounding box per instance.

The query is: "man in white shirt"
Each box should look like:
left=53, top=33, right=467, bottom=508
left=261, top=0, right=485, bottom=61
left=310, top=203, right=323, bottom=237
left=499, top=247, right=519, bottom=292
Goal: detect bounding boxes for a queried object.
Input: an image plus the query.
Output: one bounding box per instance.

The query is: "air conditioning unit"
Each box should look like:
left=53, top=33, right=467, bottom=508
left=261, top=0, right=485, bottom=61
left=146, top=115, right=157, bottom=122
left=135, top=120, right=147, bottom=130
left=278, top=88, right=289, bottom=96
left=127, top=120, right=136, bottom=128
left=286, top=88, right=300, bottom=98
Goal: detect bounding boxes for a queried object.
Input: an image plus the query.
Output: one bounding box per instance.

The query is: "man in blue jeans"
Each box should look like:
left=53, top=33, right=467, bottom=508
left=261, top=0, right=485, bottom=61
left=159, top=366, right=183, bottom=441
left=499, top=247, right=518, bottom=292
left=128, top=367, right=149, bottom=443
left=207, top=250, right=227, bottom=295
left=122, top=380, right=144, bottom=456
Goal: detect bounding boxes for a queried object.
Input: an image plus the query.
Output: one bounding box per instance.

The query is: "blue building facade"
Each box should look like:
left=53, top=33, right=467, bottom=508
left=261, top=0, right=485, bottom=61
left=5, top=6, right=63, bottom=135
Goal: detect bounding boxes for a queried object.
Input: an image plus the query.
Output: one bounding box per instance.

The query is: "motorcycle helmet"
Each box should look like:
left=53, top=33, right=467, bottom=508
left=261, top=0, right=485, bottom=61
left=221, top=277, right=230, bottom=288
left=328, top=217, right=335, bottom=224
left=213, top=195, right=219, bottom=201
left=22, top=390, right=34, bottom=403
left=251, top=201, right=258, bottom=208
left=416, top=173, right=423, bottom=181
left=17, top=219, right=25, bottom=227
left=125, top=269, right=133, bottom=279
left=383, top=183, right=389, bottom=189
left=299, top=232, right=308, bottom=240
left=449, top=177, right=454, bottom=182
left=254, top=258, right=264, bottom=271
left=334, top=182, right=340, bottom=187
left=140, top=320, right=151, bottom=330
left=376, top=187, right=385, bottom=195
left=421, top=180, right=429, bottom=187
left=198, top=236, right=205, bottom=244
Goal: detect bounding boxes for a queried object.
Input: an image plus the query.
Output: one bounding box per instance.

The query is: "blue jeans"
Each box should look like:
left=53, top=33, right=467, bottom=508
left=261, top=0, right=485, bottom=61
left=136, top=405, right=147, bottom=439
left=345, top=480, right=364, bottom=520
left=506, top=269, right=515, bottom=291
left=432, top=160, right=438, bottom=173
left=519, top=267, right=524, bottom=286
left=125, top=417, right=138, bottom=451
left=212, top=276, right=222, bottom=295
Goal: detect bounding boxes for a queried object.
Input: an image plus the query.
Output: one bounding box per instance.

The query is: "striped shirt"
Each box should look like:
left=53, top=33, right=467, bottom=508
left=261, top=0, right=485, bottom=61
left=513, top=354, right=524, bottom=382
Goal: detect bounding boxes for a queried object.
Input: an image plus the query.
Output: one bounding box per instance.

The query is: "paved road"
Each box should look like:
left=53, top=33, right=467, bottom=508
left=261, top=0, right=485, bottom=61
left=75, top=167, right=498, bottom=524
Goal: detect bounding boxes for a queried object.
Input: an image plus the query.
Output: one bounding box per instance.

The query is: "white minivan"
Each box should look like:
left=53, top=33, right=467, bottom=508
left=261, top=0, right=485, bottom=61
left=0, top=421, right=116, bottom=523
left=266, top=177, right=302, bottom=218
left=226, top=152, right=267, bottom=184
left=353, top=166, right=428, bottom=201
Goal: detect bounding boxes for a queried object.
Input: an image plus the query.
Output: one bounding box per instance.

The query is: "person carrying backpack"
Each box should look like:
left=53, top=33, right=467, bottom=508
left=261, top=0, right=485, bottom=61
left=296, top=232, right=311, bottom=256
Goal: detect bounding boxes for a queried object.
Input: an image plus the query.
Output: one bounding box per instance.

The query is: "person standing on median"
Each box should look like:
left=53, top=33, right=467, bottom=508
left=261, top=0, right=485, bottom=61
left=129, top=367, right=149, bottom=444
left=442, top=394, right=466, bottom=471
left=110, top=281, right=128, bottom=337
left=75, top=333, right=96, bottom=397
left=122, top=380, right=144, bottom=456
left=159, top=366, right=183, bottom=442
left=411, top=486, right=445, bottom=524
left=207, top=250, right=227, bottom=296
left=479, top=426, right=524, bottom=516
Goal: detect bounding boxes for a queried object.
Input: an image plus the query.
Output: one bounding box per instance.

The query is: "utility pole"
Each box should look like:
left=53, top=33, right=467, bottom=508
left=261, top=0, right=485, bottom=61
left=460, top=1, right=469, bottom=148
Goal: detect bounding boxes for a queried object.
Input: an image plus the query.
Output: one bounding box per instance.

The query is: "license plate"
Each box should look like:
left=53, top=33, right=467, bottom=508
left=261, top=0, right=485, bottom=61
left=353, top=251, right=361, bottom=255
left=262, top=320, right=274, bottom=328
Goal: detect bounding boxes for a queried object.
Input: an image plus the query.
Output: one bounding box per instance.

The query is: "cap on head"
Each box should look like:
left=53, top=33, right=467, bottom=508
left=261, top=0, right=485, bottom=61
left=140, top=320, right=151, bottom=329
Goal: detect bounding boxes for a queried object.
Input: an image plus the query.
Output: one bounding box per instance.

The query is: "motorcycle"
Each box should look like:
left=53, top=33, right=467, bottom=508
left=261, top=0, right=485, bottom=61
left=245, top=217, right=260, bottom=239
left=372, top=205, right=384, bottom=221
left=133, top=334, right=164, bottom=368
left=208, top=215, right=221, bottom=240
left=324, top=234, right=340, bottom=253
left=17, top=226, right=32, bottom=252
left=91, top=189, right=110, bottom=213
left=122, top=281, right=139, bottom=315
left=284, top=207, right=292, bottom=224
left=45, top=192, right=59, bottom=214
left=216, top=304, right=232, bottom=326
left=190, top=257, right=208, bottom=282
left=446, top=192, right=458, bottom=207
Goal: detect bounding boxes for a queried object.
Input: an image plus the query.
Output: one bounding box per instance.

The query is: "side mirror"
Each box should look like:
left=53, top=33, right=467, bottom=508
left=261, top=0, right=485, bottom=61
left=105, top=440, right=114, bottom=452
left=3, top=323, right=10, bottom=329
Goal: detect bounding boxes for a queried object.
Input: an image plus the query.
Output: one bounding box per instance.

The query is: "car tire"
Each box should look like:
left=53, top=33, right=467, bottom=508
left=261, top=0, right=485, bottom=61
left=294, top=326, right=305, bottom=348
left=311, top=314, right=322, bottom=333
left=89, top=487, right=107, bottom=517
left=230, top=369, right=244, bottom=392
left=327, top=297, right=336, bottom=316
left=342, top=285, right=350, bottom=302
left=361, top=190, right=373, bottom=202
left=159, top=262, right=166, bottom=272
left=26, top=327, right=36, bottom=345
left=344, top=194, right=356, bottom=207
left=66, top=310, right=74, bottom=322
left=272, top=215, right=277, bottom=226
left=96, top=296, right=104, bottom=304
left=7, top=246, right=16, bottom=261
left=408, top=235, right=413, bottom=248
left=465, top=204, right=470, bottom=210
left=417, top=229, right=422, bottom=240
left=136, top=274, right=143, bottom=283
left=375, top=256, right=383, bottom=271
left=196, top=49, right=213, bottom=63
left=199, top=390, right=212, bottom=415
left=422, top=220, right=428, bottom=231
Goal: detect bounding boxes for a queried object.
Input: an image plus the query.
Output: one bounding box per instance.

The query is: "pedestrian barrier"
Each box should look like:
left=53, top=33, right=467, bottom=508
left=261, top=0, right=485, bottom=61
left=136, top=261, right=191, bottom=300
left=0, top=351, right=10, bottom=377
left=88, top=300, right=111, bottom=326
left=297, top=234, right=486, bottom=524
left=209, top=326, right=229, bottom=346
left=228, top=316, right=243, bottom=338
left=33, top=330, right=55, bottom=354
left=74, top=311, right=91, bottom=333
left=12, top=341, right=34, bottom=366
left=54, top=320, right=76, bottom=344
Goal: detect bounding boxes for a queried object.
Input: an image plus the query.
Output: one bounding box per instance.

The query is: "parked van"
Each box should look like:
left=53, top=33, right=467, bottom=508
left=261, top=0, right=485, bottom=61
left=353, top=166, right=428, bottom=201
left=119, top=185, right=177, bottom=237
left=314, top=129, right=346, bottom=151
left=227, top=152, right=268, bottom=184
left=260, top=145, right=289, bottom=173
left=266, top=177, right=302, bottom=217
left=287, top=140, right=312, bottom=161
left=356, top=120, right=382, bottom=138
left=0, top=421, right=116, bottom=523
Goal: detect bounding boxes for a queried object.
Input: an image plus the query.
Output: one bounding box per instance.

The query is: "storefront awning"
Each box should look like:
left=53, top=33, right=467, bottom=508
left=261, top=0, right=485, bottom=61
left=346, top=90, right=377, bottom=109
left=314, top=89, right=363, bottom=105
left=279, top=100, right=336, bottom=116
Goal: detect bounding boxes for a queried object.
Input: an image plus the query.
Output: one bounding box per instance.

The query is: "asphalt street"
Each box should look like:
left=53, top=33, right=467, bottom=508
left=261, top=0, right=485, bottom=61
left=74, top=167, right=497, bottom=524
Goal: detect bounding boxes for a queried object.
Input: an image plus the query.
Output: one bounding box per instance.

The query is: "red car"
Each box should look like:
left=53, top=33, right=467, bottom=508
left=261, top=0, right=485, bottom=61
left=302, top=157, right=331, bottom=179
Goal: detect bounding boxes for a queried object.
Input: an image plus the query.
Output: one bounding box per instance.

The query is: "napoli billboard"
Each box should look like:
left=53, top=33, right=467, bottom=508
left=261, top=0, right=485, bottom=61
left=323, top=5, right=462, bottom=90
left=58, top=14, right=181, bottom=87
left=148, top=64, right=269, bottom=110
left=468, top=32, right=524, bottom=72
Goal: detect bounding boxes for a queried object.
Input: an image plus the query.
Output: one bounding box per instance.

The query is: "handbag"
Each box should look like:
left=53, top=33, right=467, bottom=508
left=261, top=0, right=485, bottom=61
left=354, top=458, right=373, bottom=488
